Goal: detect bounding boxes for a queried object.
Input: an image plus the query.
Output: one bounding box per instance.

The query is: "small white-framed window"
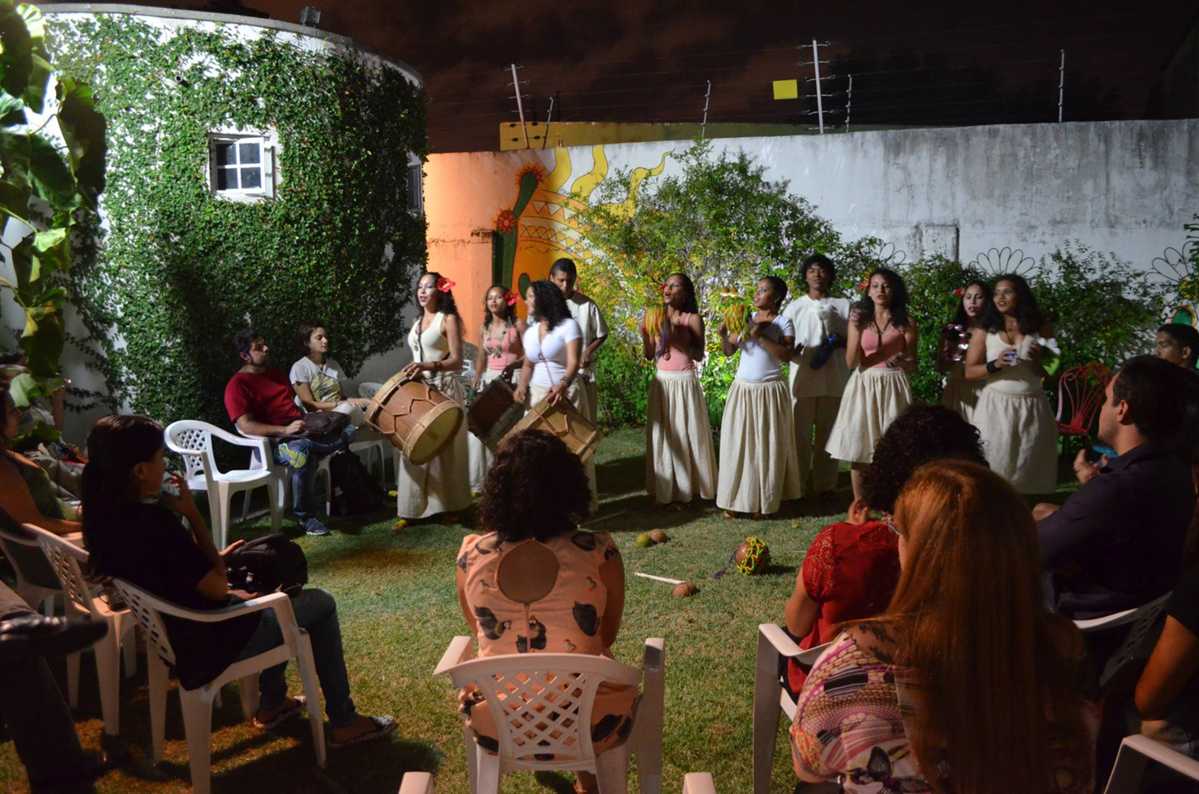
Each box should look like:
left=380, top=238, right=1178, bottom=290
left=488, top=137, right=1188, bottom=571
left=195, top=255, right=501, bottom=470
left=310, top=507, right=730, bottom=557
left=208, top=130, right=278, bottom=201
left=406, top=154, right=423, bottom=216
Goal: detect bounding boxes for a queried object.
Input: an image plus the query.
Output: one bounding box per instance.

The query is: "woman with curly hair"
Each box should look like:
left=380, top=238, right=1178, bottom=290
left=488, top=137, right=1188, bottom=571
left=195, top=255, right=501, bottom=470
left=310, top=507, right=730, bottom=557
left=640, top=272, right=716, bottom=507
left=965, top=273, right=1058, bottom=493
left=791, top=460, right=1097, bottom=793
left=455, top=429, right=631, bottom=794
left=514, top=279, right=597, bottom=508
left=826, top=268, right=918, bottom=500
left=396, top=271, right=471, bottom=521
left=783, top=406, right=986, bottom=693
left=938, top=280, right=991, bottom=423
left=467, top=286, right=526, bottom=492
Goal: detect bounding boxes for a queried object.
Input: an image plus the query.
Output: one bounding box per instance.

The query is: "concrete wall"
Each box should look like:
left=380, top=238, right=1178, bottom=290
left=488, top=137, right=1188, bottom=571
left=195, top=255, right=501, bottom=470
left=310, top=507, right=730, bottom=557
left=425, top=119, right=1199, bottom=345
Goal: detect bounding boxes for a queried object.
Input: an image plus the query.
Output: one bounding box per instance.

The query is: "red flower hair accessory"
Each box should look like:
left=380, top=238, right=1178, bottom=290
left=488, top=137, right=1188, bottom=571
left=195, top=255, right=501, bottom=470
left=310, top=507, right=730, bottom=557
left=504, top=290, right=518, bottom=306
left=857, top=278, right=869, bottom=292
left=952, top=287, right=965, bottom=298
left=436, top=276, right=455, bottom=293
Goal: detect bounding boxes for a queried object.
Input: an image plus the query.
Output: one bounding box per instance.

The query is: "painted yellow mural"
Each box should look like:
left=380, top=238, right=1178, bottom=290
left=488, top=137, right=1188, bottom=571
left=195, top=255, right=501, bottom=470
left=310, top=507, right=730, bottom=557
left=493, top=146, right=666, bottom=315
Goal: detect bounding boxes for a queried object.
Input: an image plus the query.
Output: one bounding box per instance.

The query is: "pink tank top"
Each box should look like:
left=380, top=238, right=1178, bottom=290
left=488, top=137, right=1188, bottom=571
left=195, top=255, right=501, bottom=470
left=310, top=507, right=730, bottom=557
left=861, top=321, right=905, bottom=369
left=656, top=314, right=697, bottom=372
left=483, top=324, right=520, bottom=371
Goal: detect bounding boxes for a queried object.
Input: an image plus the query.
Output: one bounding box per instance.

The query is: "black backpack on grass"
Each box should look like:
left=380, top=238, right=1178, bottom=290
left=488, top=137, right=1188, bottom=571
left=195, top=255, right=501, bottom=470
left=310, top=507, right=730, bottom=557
left=328, top=449, right=385, bottom=516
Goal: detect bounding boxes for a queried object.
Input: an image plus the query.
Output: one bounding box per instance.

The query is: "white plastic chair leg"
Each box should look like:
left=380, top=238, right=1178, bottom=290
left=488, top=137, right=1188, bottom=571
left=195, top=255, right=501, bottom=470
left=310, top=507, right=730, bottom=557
left=474, top=747, right=501, bottom=794
left=266, top=478, right=281, bottom=531
left=205, top=488, right=225, bottom=551
left=399, top=771, right=435, bottom=793
left=65, top=650, right=81, bottom=709
left=752, top=634, right=783, bottom=794
left=148, top=653, right=169, bottom=763
left=180, top=691, right=215, bottom=794
left=94, top=630, right=122, bottom=736
left=237, top=675, right=260, bottom=720
left=215, top=483, right=232, bottom=550
left=463, top=723, right=480, bottom=794
left=595, top=742, right=631, bottom=794
left=294, top=633, right=327, bottom=768
left=121, top=627, right=138, bottom=678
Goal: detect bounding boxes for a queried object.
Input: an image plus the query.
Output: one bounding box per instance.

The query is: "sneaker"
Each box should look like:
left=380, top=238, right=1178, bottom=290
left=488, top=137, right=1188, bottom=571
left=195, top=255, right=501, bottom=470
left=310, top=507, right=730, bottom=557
left=278, top=442, right=308, bottom=470
left=303, top=517, right=331, bottom=536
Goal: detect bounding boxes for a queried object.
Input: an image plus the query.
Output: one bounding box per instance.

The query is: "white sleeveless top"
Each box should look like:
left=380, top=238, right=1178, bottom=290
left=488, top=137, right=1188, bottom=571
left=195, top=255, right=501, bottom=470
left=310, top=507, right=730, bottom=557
left=409, top=312, right=449, bottom=363
left=983, top=331, right=1043, bottom=395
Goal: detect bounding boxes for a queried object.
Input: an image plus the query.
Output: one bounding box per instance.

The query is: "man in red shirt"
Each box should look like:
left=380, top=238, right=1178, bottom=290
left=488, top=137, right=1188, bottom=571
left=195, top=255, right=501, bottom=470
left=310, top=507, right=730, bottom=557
left=224, top=329, right=344, bottom=536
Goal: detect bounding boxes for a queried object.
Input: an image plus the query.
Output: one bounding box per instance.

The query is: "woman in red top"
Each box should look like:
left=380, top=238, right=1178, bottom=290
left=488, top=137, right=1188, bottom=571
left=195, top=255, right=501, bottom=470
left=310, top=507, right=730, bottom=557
left=783, top=406, right=986, bottom=694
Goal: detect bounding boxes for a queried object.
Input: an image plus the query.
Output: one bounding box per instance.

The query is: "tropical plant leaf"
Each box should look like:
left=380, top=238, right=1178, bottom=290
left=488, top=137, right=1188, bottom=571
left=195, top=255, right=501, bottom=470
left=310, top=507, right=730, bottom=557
left=0, top=178, right=29, bottom=222
left=0, top=92, right=24, bottom=125
left=28, top=133, right=77, bottom=209
left=55, top=76, right=106, bottom=200
left=0, top=2, right=32, bottom=100
left=20, top=52, right=50, bottom=114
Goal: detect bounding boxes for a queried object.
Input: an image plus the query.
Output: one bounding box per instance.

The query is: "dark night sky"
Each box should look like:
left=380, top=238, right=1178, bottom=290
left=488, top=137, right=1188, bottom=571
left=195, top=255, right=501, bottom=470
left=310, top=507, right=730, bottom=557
left=62, top=1, right=1199, bottom=151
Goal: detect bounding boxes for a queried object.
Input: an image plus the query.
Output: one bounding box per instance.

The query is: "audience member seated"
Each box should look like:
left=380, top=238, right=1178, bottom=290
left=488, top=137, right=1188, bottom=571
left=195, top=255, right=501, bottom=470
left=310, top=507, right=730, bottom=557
left=0, top=380, right=80, bottom=536
left=289, top=321, right=373, bottom=430
left=225, top=328, right=347, bottom=537
left=791, top=460, right=1098, bottom=793
left=1155, top=322, right=1199, bottom=370
left=1135, top=562, right=1199, bottom=760
left=455, top=429, right=632, bottom=794
left=782, top=405, right=986, bottom=694
left=81, top=414, right=395, bottom=748
left=1036, top=355, right=1194, bottom=617
left=0, top=579, right=109, bottom=792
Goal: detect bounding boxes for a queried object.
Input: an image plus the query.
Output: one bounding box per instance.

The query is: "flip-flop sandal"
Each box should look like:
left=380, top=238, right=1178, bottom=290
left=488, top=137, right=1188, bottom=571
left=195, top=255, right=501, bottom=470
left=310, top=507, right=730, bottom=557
left=329, top=715, right=397, bottom=749
left=252, top=696, right=306, bottom=730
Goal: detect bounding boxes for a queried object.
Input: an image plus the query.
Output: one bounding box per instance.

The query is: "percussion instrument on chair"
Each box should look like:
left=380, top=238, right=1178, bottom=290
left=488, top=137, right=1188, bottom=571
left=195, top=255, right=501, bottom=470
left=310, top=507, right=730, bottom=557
left=503, top=397, right=601, bottom=462
left=467, top=376, right=525, bottom=451
left=365, top=372, right=463, bottom=465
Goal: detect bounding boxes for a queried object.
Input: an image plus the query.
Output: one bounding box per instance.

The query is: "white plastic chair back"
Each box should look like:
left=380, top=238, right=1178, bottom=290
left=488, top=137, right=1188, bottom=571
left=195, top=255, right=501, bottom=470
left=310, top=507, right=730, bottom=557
left=112, top=577, right=178, bottom=669
left=165, top=420, right=219, bottom=488
left=30, top=526, right=101, bottom=616
left=442, top=652, right=640, bottom=768
left=0, top=524, right=62, bottom=610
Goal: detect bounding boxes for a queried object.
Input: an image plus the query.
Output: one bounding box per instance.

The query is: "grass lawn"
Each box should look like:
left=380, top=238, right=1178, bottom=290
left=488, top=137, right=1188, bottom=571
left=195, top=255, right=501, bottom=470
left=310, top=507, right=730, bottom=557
left=0, top=427, right=1076, bottom=793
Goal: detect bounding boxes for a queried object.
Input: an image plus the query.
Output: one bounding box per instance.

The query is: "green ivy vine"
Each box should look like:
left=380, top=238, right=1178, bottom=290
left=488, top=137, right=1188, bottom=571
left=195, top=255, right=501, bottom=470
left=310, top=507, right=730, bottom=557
left=46, top=15, right=427, bottom=426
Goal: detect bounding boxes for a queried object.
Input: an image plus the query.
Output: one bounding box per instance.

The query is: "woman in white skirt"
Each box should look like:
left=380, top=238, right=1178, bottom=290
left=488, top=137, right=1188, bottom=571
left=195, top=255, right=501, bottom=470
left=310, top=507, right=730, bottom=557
left=513, top=280, right=599, bottom=510
left=938, top=280, right=991, bottom=424
left=964, top=274, right=1058, bottom=494
left=467, top=286, right=525, bottom=492
left=640, top=272, right=717, bottom=507
left=717, top=276, right=803, bottom=517
left=826, top=268, right=917, bottom=501
left=396, top=272, right=472, bottom=521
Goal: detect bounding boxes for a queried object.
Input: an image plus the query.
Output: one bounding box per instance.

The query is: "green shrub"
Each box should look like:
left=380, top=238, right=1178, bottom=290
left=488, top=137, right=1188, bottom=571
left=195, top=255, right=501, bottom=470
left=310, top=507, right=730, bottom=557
left=594, top=340, right=653, bottom=430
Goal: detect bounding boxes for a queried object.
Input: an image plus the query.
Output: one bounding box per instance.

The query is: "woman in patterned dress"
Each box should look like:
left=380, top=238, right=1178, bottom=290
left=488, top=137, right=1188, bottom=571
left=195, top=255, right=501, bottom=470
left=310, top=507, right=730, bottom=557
left=791, top=460, right=1098, bottom=793
left=455, top=429, right=633, bottom=794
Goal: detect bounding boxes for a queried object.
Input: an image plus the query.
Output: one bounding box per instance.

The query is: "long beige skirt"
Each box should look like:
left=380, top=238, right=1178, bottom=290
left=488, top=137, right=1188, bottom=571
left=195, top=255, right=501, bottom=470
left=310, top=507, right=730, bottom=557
left=396, top=373, right=472, bottom=519
left=717, top=378, right=803, bottom=514
left=974, top=384, right=1059, bottom=494
left=941, top=365, right=984, bottom=425
left=530, top=382, right=599, bottom=512
left=825, top=367, right=912, bottom=465
left=645, top=370, right=717, bottom=504
left=467, top=369, right=513, bottom=493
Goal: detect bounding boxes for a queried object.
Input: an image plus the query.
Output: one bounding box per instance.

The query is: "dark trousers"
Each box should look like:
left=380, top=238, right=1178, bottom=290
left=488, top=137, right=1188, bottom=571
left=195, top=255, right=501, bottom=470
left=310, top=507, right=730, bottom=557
left=0, top=583, right=91, bottom=792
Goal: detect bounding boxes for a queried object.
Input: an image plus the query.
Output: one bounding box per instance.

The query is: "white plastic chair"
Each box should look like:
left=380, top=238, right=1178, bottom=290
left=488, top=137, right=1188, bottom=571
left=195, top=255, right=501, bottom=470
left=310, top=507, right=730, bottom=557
left=111, top=579, right=326, bottom=794
left=398, top=771, right=436, bottom=793
left=435, top=635, right=666, bottom=794
left=683, top=772, right=717, bottom=793
left=1074, top=592, right=1172, bottom=634
left=29, top=524, right=139, bottom=733
left=165, top=420, right=281, bottom=549
left=1103, top=734, right=1199, bottom=793
left=0, top=524, right=62, bottom=615
left=752, top=624, right=832, bottom=794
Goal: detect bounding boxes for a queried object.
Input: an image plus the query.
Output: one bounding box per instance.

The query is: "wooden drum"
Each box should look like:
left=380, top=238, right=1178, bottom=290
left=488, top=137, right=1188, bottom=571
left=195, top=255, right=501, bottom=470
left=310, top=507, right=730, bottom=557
left=503, top=397, right=601, bottom=462
left=467, top=377, right=525, bottom=451
left=365, top=372, right=464, bottom=465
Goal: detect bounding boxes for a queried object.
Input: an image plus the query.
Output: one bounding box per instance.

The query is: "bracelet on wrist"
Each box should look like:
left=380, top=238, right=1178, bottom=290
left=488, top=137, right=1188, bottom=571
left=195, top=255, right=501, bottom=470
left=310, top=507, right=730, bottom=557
left=986, top=360, right=1000, bottom=374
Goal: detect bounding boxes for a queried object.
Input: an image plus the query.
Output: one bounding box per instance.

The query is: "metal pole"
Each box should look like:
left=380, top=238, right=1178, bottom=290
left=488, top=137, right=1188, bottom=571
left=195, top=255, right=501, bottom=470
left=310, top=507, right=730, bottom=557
left=811, top=39, right=824, bottom=134
left=701, top=79, right=711, bottom=140
left=1057, top=49, right=1065, bottom=123
left=845, top=74, right=853, bottom=131
left=510, top=63, right=529, bottom=148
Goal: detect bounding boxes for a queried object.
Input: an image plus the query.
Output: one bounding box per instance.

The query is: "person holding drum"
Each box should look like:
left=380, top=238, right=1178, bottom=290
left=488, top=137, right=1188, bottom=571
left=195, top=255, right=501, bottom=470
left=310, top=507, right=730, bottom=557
left=395, top=272, right=472, bottom=523
left=467, top=286, right=526, bottom=492
left=550, top=258, right=608, bottom=425
left=514, top=280, right=599, bottom=510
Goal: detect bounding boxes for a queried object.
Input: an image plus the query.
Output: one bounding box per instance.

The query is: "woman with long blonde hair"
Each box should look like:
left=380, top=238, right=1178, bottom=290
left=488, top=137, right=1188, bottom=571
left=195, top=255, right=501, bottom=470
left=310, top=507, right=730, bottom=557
left=791, top=460, right=1097, bottom=794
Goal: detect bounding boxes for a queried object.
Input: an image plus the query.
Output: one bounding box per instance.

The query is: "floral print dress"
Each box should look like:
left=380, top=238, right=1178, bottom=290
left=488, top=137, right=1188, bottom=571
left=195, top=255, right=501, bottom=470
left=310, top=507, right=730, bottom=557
left=456, top=530, right=637, bottom=756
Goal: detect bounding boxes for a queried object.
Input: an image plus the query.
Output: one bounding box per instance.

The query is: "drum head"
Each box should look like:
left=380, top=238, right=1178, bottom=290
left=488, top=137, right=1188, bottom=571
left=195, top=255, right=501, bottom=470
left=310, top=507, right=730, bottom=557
left=408, top=404, right=463, bottom=465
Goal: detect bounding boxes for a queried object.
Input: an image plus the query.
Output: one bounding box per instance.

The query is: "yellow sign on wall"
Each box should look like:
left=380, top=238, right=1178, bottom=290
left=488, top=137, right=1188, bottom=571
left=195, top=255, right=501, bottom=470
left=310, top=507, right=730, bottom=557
left=772, top=79, right=799, bottom=100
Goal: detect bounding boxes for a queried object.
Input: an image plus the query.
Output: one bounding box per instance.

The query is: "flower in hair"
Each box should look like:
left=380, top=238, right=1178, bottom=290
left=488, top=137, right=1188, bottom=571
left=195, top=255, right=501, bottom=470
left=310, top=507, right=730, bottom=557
left=857, top=278, right=869, bottom=292
left=504, top=290, right=518, bottom=306
left=952, top=287, right=964, bottom=298
left=436, top=276, right=455, bottom=293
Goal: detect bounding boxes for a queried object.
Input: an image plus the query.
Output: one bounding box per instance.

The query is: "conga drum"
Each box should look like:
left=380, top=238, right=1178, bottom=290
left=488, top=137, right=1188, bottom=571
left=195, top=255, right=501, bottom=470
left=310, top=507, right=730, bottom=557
left=365, top=372, right=464, bottom=465
left=467, top=377, right=525, bottom=451
left=503, top=397, right=601, bottom=462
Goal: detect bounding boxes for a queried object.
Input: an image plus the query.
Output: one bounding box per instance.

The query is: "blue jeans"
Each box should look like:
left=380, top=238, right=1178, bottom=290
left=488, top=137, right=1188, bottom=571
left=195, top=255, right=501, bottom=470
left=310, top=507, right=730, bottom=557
left=272, top=430, right=351, bottom=522
left=236, top=588, right=358, bottom=728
